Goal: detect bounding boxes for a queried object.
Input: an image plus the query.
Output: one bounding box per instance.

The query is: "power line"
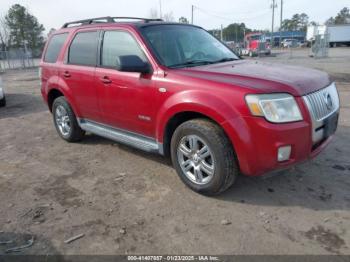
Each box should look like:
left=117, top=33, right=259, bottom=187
left=194, top=5, right=271, bottom=23
left=194, top=6, right=271, bottom=17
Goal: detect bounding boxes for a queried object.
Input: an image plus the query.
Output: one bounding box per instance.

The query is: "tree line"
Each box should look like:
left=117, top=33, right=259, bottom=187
left=206, top=7, right=349, bottom=42
left=280, top=7, right=350, bottom=32
left=0, top=4, right=45, bottom=56
left=0, top=4, right=349, bottom=53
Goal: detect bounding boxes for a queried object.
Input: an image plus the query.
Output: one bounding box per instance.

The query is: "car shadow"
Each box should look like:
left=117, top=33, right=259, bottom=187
left=81, top=134, right=173, bottom=167
left=78, top=127, right=350, bottom=211
left=0, top=93, right=47, bottom=119
left=216, top=127, right=350, bottom=211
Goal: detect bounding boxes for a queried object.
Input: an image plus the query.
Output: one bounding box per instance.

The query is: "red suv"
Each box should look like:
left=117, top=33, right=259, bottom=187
left=40, top=17, right=340, bottom=195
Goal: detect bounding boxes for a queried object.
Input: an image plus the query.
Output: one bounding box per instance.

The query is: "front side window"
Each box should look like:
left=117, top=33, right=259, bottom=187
left=101, top=31, right=147, bottom=68
left=68, top=31, right=99, bottom=66
left=44, top=33, right=68, bottom=63
left=141, top=25, right=239, bottom=68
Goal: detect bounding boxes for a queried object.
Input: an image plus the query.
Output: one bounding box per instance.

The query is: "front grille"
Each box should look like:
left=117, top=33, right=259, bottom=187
left=303, top=83, right=340, bottom=145
left=258, top=42, right=266, bottom=51
left=303, top=83, right=339, bottom=121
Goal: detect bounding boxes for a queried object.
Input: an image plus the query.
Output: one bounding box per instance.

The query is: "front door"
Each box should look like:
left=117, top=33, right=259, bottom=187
left=95, top=30, right=157, bottom=138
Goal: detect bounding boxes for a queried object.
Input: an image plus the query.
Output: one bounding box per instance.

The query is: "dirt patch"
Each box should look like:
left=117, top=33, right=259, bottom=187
left=1, top=52, right=350, bottom=255
left=330, top=73, right=350, bottom=83
left=304, top=226, right=346, bottom=253
left=34, top=175, right=84, bottom=208
left=0, top=232, right=59, bottom=255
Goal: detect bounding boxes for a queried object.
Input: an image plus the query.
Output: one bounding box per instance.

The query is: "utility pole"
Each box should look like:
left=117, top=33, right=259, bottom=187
left=280, top=0, right=283, bottom=47
left=221, top=24, right=223, bottom=41
left=159, top=0, right=162, bottom=19
left=271, top=0, right=277, bottom=47
left=191, top=5, right=194, bottom=24
left=235, top=25, right=238, bottom=43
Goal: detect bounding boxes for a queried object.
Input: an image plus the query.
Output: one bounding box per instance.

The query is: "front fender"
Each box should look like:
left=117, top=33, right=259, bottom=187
left=155, top=90, right=242, bottom=142
left=155, top=90, right=254, bottom=174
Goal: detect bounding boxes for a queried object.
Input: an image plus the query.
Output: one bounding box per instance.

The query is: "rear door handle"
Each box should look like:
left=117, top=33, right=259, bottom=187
left=101, top=76, right=112, bottom=84
left=63, top=71, right=71, bottom=78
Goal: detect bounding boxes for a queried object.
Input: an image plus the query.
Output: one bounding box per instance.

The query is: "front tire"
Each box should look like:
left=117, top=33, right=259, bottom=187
left=52, top=96, right=85, bottom=142
left=171, top=119, right=238, bottom=195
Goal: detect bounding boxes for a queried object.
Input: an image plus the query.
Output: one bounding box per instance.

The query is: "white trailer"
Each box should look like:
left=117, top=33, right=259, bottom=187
left=307, top=24, right=350, bottom=47
left=328, top=25, right=350, bottom=47
left=307, top=25, right=327, bottom=41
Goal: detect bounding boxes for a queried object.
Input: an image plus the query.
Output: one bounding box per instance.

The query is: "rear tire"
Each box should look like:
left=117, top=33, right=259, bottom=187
left=52, top=96, right=85, bottom=142
left=170, top=119, right=238, bottom=195
left=0, top=97, right=6, bottom=107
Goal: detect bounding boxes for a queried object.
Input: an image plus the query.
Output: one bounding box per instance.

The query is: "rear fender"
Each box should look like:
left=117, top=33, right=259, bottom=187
left=47, top=77, right=81, bottom=117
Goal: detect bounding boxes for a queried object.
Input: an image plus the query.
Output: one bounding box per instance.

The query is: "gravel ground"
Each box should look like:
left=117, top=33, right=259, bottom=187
left=0, top=48, right=349, bottom=255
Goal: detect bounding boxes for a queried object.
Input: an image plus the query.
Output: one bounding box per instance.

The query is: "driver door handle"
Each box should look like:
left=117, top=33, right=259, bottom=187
left=63, top=71, right=71, bottom=78
left=101, top=76, right=112, bottom=84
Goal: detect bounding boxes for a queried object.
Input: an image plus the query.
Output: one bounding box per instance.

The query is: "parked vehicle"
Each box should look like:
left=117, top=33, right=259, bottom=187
left=240, top=32, right=271, bottom=57
left=307, top=24, right=350, bottom=47
left=282, top=39, right=298, bottom=48
left=328, top=24, right=350, bottom=47
left=40, top=17, right=340, bottom=195
left=0, top=77, right=5, bottom=107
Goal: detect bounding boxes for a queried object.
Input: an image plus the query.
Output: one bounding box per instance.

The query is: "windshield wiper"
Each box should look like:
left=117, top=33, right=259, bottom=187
left=168, top=60, right=214, bottom=69
left=211, top=57, right=238, bottom=64
left=168, top=57, right=238, bottom=69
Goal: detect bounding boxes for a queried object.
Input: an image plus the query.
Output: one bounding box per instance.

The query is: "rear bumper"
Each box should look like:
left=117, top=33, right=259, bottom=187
left=222, top=115, right=335, bottom=177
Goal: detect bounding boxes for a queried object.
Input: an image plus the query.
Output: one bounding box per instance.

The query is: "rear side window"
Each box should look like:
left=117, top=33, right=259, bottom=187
left=44, top=33, right=68, bottom=63
left=101, top=31, right=147, bottom=68
left=68, top=31, right=99, bottom=66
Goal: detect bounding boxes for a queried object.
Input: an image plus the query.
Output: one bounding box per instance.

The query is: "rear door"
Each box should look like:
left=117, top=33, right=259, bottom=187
left=95, top=29, right=157, bottom=137
left=41, top=33, right=69, bottom=97
left=58, top=30, right=102, bottom=122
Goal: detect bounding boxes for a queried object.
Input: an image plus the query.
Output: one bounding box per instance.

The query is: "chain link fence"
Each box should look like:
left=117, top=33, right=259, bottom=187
left=310, top=34, right=330, bottom=58
left=0, top=49, right=40, bottom=71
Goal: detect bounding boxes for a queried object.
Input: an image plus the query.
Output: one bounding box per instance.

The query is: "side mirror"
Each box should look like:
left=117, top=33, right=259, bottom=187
left=116, top=55, right=151, bottom=74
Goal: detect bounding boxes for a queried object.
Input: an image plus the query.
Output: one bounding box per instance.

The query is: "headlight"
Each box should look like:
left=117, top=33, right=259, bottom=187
left=245, top=93, right=303, bottom=123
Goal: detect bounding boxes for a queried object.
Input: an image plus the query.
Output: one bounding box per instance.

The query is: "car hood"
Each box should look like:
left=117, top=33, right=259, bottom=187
left=176, top=60, right=331, bottom=96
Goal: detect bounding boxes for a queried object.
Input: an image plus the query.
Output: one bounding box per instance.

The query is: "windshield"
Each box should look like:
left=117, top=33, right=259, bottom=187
left=140, top=25, right=239, bottom=68
left=249, top=35, right=261, bottom=41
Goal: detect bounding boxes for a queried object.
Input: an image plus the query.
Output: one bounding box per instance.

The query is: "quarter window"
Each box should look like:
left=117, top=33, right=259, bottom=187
left=101, top=31, right=147, bottom=68
left=68, top=31, right=99, bottom=66
left=44, top=33, right=68, bottom=63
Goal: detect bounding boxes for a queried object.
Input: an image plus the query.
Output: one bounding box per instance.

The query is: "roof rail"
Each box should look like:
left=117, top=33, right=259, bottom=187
left=62, top=16, right=163, bottom=28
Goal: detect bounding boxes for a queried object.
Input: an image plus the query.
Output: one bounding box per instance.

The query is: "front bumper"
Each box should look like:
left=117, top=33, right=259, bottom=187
left=224, top=115, right=337, bottom=176
left=222, top=84, right=340, bottom=177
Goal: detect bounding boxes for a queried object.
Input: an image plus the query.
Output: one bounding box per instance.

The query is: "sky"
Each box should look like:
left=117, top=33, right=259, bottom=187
left=1, top=0, right=349, bottom=34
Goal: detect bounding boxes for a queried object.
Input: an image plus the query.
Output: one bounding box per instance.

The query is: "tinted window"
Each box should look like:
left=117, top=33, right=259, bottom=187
left=68, top=31, right=99, bottom=66
left=44, top=33, right=68, bottom=63
left=101, top=31, right=147, bottom=68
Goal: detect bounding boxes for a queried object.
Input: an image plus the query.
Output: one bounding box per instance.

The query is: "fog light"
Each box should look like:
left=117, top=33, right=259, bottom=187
left=278, top=146, right=291, bottom=162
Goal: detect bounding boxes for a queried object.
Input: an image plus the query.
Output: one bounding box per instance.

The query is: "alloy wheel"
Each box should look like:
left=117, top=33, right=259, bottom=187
left=177, top=135, right=215, bottom=185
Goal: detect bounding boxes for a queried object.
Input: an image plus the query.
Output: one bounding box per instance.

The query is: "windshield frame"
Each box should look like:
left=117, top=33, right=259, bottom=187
left=138, top=23, right=240, bottom=69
